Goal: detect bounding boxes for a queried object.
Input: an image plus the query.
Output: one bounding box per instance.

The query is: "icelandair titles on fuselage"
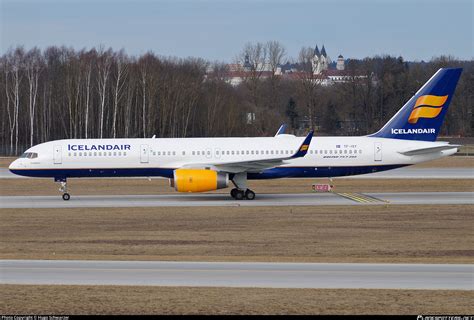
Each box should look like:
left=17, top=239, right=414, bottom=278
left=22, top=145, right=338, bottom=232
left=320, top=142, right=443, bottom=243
left=68, top=144, right=131, bottom=151
left=391, top=128, right=435, bottom=135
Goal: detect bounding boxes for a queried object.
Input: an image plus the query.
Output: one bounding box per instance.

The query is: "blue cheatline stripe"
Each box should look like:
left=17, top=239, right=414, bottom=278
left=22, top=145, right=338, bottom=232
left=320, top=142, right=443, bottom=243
left=10, top=164, right=408, bottom=180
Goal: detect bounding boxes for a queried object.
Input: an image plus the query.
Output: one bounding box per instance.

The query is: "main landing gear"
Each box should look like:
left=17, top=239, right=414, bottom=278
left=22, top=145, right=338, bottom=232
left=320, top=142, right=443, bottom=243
left=230, top=172, right=255, bottom=200
left=56, top=177, right=70, bottom=201
left=230, top=188, right=256, bottom=200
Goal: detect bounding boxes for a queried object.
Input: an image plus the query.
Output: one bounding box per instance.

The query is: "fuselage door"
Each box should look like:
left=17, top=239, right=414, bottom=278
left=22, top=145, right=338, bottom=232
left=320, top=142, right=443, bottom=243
left=374, top=142, right=382, bottom=161
left=53, top=145, right=62, bottom=164
left=140, top=144, right=149, bottom=163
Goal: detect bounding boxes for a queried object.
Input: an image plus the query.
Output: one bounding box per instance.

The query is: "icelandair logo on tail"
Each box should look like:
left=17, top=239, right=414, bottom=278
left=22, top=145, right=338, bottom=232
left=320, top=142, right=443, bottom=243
left=391, top=94, right=448, bottom=135
left=407, top=95, right=448, bottom=124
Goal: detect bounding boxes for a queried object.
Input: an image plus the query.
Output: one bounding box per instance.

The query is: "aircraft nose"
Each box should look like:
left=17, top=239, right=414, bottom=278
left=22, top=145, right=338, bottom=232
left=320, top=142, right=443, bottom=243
left=8, top=159, right=22, bottom=171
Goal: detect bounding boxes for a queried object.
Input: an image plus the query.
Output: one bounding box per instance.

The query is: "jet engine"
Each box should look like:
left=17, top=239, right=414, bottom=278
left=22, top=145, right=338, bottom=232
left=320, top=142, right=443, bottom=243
left=170, top=169, right=229, bottom=192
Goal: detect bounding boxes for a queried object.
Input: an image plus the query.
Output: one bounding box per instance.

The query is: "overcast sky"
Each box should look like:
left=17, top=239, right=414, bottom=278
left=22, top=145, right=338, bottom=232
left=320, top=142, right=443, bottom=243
left=1, top=0, right=472, bottom=62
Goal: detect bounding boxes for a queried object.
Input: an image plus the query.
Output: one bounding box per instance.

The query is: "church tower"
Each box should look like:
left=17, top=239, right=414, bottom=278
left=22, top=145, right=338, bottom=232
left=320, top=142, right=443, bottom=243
left=336, top=54, right=345, bottom=70
left=312, top=44, right=330, bottom=75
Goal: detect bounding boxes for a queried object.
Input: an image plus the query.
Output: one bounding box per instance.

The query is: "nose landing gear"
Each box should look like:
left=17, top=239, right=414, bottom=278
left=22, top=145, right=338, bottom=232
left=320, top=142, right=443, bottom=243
left=56, top=178, right=70, bottom=201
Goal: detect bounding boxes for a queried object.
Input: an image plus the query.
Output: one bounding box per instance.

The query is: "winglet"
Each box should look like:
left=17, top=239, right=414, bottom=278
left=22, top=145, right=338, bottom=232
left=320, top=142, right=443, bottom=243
left=275, top=124, right=287, bottom=136
left=291, top=130, right=314, bottom=158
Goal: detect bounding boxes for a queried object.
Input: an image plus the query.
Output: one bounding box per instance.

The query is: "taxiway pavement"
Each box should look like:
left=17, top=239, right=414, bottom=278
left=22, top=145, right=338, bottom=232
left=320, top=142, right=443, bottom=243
left=0, top=192, right=472, bottom=208
left=1, top=260, right=471, bottom=290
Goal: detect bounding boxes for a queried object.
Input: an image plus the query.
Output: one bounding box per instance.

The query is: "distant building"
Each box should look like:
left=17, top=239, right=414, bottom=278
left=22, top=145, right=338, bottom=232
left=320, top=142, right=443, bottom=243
left=215, top=44, right=365, bottom=86
left=336, top=54, right=345, bottom=71
left=312, top=45, right=331, bottom=75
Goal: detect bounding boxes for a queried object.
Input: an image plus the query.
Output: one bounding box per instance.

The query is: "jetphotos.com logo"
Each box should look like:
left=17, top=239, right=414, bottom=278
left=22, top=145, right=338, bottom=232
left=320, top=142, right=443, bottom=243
left=391, top=94, right=448, bottom=135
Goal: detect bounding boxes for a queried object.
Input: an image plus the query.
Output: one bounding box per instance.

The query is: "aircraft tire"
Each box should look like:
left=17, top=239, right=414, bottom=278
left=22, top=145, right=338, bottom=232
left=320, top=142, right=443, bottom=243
left=245, top=189, right=255, bottom=200
left=234, top=190, right=245, bottom=200
left=62, top=193, right=70, bottom=201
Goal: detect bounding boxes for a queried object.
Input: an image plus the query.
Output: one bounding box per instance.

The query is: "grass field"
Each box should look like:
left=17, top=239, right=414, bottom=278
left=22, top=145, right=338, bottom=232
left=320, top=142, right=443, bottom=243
left=1, top=285, right=472, bottom=314
left=1, top=205, right=472, bottom=263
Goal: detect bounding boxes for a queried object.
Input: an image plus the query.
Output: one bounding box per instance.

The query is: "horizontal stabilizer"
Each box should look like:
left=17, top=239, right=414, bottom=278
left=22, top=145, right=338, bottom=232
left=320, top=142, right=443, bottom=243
left=398, top=144, right=461, bottom=156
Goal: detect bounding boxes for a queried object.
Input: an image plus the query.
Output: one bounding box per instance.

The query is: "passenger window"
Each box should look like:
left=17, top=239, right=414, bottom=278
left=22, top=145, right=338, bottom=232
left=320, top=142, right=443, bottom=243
left=231, top=151, right=235, bottom=155
left=192, top=151, right=195, bottom=155
left=173, top=151, right=176, bottom=156
left=182, top=151, right=185, bottom=155
left=109, top=152, right=112, bottom=156
left=270, top=150, right=274, bottom=154
left=251, top=150, right=254, bottom=155
left=246, top=150, right=249, bottom=155
left=123, top=152, right=127, bottom=156
left=113, top=152, right=117, bottom=156
left=79, top=152, right=82, bottom=156
left=68, top=152, right=71, bottom=157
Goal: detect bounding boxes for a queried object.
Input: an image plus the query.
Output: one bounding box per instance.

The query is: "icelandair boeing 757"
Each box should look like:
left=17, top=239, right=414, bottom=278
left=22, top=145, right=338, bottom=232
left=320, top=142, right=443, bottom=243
left=9, top=68, right=463, bottom=200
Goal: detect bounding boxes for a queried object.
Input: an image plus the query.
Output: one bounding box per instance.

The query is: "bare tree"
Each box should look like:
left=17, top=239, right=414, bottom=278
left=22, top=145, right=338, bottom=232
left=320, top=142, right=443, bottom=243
left=111, top=49, right=129, bottom=138
left=239, top=42, right=267, bottom=108
left=297, top=46, right=323, bottom=130
left=25, top=48, right=43, bottom=146
left=96, top=47, right=112, bottom=138
left=6, top=48, right=25, bottom=154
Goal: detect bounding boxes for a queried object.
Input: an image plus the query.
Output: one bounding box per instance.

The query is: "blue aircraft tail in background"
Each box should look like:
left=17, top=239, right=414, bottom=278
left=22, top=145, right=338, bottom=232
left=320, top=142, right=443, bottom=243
left=369, top=68, right=462, bottom=141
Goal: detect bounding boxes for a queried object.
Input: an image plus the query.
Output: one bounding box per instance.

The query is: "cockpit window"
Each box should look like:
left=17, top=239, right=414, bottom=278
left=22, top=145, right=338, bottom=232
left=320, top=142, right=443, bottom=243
left=20, top=152, right=38, bottom=159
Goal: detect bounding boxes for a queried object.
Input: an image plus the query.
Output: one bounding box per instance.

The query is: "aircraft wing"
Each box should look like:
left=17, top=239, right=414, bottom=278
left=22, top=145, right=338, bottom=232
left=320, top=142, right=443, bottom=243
left=397, top=144, right=461, bottom=156
left=181, top=131, right=313, bottom=173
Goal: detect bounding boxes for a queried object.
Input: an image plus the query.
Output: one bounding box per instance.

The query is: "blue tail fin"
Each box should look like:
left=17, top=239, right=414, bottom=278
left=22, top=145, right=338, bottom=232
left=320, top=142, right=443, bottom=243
left=369, top=68, right=462, bottom=141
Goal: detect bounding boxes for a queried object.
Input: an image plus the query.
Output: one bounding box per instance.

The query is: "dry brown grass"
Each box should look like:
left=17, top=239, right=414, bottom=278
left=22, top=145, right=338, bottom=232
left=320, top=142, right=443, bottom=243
left=1, top=285, right=472, bottom=314
left=1, top=178, right=473, bottom=196
left=1, top=205, right=472, bottom=263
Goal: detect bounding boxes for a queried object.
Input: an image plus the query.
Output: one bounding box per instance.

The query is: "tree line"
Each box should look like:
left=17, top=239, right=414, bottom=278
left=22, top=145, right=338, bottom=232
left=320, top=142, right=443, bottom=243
left=0, top=44, right=472, bottom=155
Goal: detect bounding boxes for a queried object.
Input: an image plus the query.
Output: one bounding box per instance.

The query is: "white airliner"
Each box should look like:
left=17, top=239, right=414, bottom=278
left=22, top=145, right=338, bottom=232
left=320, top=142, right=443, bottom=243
left=9, top=68, right=462, bottom=200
